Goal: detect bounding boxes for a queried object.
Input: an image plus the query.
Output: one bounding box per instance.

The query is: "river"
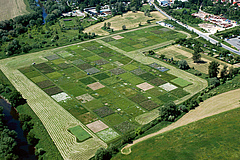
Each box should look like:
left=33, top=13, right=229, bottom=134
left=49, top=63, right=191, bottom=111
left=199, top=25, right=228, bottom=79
left=35, top=0, right=47, bottom=24
left=0, top=98, right=37, bottom=160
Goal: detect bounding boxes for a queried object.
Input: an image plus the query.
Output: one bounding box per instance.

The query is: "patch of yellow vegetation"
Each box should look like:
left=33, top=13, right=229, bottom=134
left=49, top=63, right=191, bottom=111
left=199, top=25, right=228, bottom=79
left=0, top=0, right=29, bottom=21
left=84, top=11, right=167, bottom=36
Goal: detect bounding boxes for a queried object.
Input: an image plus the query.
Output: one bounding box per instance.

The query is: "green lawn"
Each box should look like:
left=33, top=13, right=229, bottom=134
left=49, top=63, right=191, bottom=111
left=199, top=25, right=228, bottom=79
left=171, top=77, right=192, bottom=87
left=68, top=126, right=92, bottom=142
left=113, top=107, right=240, bottom=160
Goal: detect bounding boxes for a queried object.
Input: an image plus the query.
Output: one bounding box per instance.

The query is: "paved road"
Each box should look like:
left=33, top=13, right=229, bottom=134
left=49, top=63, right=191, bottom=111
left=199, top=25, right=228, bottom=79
left=149, top=0, right=240, bottom=55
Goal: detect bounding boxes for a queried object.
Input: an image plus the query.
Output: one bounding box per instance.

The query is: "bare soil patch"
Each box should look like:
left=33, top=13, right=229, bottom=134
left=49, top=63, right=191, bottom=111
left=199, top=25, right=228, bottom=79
left=86, top=120, right=109, bottom=133
left=112, top=35, right=124, bottom=40
left=87, top=82, right=105, bottom=91
left=76, top=93, right=95, bottom=103
left=136, top=82, right=154, bottom=91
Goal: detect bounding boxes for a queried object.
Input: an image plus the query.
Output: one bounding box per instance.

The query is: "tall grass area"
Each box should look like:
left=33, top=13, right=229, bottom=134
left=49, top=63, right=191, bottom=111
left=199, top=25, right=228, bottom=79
left=0, top=70, right=63, bottom=160
left=113, top=107, right=240, bottom=160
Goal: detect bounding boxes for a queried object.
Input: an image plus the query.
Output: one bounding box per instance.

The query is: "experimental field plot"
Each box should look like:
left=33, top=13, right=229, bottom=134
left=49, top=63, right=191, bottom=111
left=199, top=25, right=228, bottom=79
left=19, top=39, right=192, bottom=143
left=102, top=26, right=186, bottom=52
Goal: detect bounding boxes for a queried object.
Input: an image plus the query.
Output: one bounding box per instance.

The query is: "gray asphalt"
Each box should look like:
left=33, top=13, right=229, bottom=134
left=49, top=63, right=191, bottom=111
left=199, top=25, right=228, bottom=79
left=148, top=0, right=240, bottom=55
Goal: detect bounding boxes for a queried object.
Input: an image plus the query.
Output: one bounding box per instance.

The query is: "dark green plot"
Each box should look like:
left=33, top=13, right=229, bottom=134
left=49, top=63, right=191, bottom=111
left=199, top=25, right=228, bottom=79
left=93, top=73, right=110, bottom=81
left=139, top=72, right=156, bottom=81
left=80, top=77, right=96, bottom=85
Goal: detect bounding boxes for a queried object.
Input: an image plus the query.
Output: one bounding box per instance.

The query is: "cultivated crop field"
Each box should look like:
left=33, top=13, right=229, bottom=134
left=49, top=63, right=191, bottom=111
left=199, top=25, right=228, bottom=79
left=102, top=26, right=186, bottom=52
left=0, top=25, right=207, bottom=159
left=84, top=11, right=167, bottom=35
left=0, top=0, right=28, bottom=21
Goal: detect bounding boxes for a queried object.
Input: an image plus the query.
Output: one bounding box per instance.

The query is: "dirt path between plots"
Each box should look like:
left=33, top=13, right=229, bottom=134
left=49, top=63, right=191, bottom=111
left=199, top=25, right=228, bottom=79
left=121, top=88, right=240, bottom=154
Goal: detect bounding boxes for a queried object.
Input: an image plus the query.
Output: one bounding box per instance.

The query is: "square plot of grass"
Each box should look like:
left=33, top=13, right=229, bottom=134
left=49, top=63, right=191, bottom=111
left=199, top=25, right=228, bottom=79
left=85, top=45, right=98, bottom=51
left=76, top=93, right=94, bottom=103
left=171, top=78, right=192, bottom=87
left=44, top=86, right=63, bottom=96
left=139, top=73, right=156, bottom=81
left=67, top=87, right=87, bottom=97
left=119, top=88, right=137, bottom=97
left=94, top=106, right=114, bottom=118
left=102, top=37, right=115, bottom=42
left=126, top=76, right=145, bottom=85
left=169, top=88, right=189, bottom=98
left=36, top=80, right=54, bottom=89
left=118, top=72, right=135, bottom=80
left=159, top=82, right=178, bottom=92
left=103, top=113, right=126, bottom=126
left=51, top=59, right=65, bottom=65
left=110, top=68, right=126, bottom=75
left=30, top=75, right=47, bottom=83
left=80, top=77, right=96, bottom=85
left=101, top=76, right=121, bottom=85
left=46, top=72, right=62, bottom=80
left=114, top=61, right=124, bottom=67
left=99, top=52, right=112, bottom=58
left=140, top=100, right=159, bottom=111
left=93, top=73, right=110, bottom=81
left=125, top=106, right=146, bottom=117
left=113, top=98, right=135, bottom=110
left=77, top=63, right=93, bottom=70
left=78, top=112, right=98, bottom=125
left=72, top=59, right=85, bottom=65
left=19, top=66, right=35, bottom=73
left=84, top=67, right=100, bottom=75
left=130, top=94, right=148, bottom=104
left=57, top=51, right=73, bottom=58
left=84, top=99, right=104, bottom=110
left=93, top=59, right=109, bottom=65
left=100, top=63, right=117, bottom=70
left=58, top=63, right=72, bottom=69
left=95, top=87, right=112, bottom=96
left=86, top=120, right=109, bottom=133
left=122, top=64, right=138, bottom=71
left=158, top=93, right=177, bottom=103
left=118, top=57, right=133, bottom=65
left=68, top=126, right=91, bottom=142
left=34, top=63, right=55, bottom=74
left=85, top=55, right=102, bottom=62
left=45, top=54, right=60, bottom=60
left=96, top=128, right=119, bottom=142
left=69, top=71, right=87, bottom=79
left=131, top=68, right=147, bottom=76
left=146, top=88, right=165, bottom=96
left=150, top=78, right=167, bottom=86
left=114, top=121, right=136, bottom=134
left=51, top=92, right=71, bottom=102
left=62, top=67, right=79, bottom=75
left=87, top=82, right=105, bottom=91
left=24, top=71, right=42, bottom=78
left=136, top=82, right=154, bottom=91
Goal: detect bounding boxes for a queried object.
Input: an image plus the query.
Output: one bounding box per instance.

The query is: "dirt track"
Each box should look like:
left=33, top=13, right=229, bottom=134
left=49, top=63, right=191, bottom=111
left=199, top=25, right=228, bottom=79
left=121, top=88, right=240, bottom=154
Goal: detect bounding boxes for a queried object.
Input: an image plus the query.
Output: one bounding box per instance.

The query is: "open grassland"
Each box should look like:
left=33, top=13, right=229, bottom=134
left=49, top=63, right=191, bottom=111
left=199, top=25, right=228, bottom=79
left=116, top=106, right=240, bottom=159
left=119, top=89, right=240, bottom=159
left=155, top=45, right=235, bottom=74
left=0, top=0, right=28, bottom=21
left=84, top=11, right=167, bottom=36
left=0, top=51, right=107, bottom=160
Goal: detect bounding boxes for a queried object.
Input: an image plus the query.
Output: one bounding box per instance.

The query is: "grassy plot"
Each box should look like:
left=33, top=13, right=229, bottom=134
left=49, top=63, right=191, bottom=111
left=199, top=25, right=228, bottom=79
left=171, top=78, right=192, bottom=87
left=68, top=126, right=92, bottom=142
left=96, top=128, right=120, bottom=142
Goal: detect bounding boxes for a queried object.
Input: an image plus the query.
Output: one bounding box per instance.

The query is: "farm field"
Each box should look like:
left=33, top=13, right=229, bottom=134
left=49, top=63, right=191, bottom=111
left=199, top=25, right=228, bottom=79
left=155, top=45, right=235, bottom=74
left=115, top=88, right=240, bottom=159
left=102, top=26, right=186, bottom=52
left=0, top=25, right=207, bottom=159
left=84, top=11, right=167, bottom=35
left=0, top=0, right=28, bottom=21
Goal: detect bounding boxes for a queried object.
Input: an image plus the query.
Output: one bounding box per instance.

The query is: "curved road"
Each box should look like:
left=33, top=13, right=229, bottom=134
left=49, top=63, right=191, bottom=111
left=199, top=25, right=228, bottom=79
left=148, top=0, right=240, bottom=55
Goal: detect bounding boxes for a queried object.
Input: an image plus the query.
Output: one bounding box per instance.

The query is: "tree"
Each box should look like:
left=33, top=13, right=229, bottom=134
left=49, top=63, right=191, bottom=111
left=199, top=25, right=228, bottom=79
left=27, top=132, right=39, bottom=146
left=96, top=5, right=101, bottom=13
left=8, top=90, right=26, bottom=108
left=208, top=77, right=220, bottom=87
left=159, top=101, right=180, bottom=121
left=208, top=61, right=220, bottom=78
left=122, top=25, right=126, bottom=30
left=103, top=22, right=106, bottom=29
left=94, top=147, right=111, bottom=160
left=220, top=65, right=228, bottom=79
left=192, top=50, right=201, bottom=63
left=107, top=22, right=111, bottom=29
left=131, top=6, right=136, bottom=12
left=178, top=60, right=189, bottom=70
